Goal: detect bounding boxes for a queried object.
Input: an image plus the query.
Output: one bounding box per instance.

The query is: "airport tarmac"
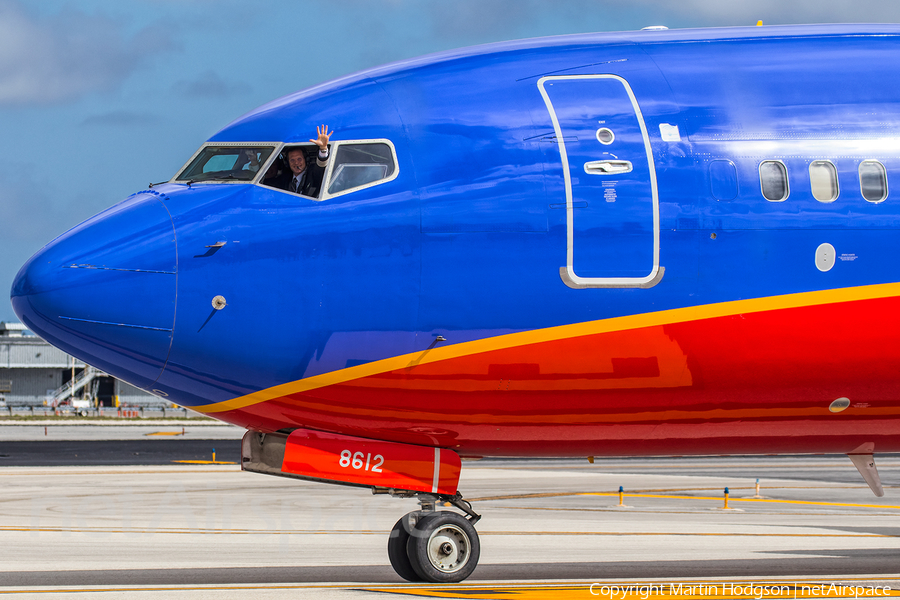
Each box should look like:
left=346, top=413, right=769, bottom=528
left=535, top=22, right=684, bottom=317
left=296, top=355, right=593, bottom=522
left=0, top=432, right=899, bottom=599
left=0, top=420, right=245, bottom=441
left=0, top=421, right=244, bottom=466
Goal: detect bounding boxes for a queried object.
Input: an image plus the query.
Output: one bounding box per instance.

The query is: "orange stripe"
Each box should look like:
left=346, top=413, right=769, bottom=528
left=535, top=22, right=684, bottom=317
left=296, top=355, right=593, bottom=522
left=192, top=282, right=900, bottom=413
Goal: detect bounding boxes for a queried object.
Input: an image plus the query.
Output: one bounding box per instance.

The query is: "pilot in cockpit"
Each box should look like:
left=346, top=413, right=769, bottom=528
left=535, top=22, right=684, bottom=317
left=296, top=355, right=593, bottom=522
left=235, top=149, right=262, bottom=173
left=265, top=124, right=333, bottom=198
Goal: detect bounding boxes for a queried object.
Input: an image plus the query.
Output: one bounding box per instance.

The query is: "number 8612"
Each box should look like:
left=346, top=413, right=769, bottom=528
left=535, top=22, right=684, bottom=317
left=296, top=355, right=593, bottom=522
left=339, top=449, right=384, bottom=473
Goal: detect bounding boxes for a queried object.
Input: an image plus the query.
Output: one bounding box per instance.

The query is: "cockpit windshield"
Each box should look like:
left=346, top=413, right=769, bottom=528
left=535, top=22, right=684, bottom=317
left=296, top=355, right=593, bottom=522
left=174, top=145, right=276, bottom=183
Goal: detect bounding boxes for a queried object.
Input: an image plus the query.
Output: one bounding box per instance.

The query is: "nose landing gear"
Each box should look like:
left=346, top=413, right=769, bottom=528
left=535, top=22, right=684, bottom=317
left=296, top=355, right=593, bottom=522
left=241, top=430, right=474, bottom=582
left=384, top=492, right=482, bottom=583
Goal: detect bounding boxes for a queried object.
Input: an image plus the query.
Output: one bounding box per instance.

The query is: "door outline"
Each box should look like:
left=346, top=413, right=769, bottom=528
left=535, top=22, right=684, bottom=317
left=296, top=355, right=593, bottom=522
left=538, top=74, right=663, bottom=289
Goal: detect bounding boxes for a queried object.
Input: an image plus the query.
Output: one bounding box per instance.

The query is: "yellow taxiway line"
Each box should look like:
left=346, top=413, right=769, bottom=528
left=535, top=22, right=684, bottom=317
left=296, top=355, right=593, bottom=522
left=365, top=580, right=900, bottom=600
left=471, top=491, right=900, bottom=511
left=2, top=525, right=899, bottom=538
left=2, top=580, right=899, bottom=598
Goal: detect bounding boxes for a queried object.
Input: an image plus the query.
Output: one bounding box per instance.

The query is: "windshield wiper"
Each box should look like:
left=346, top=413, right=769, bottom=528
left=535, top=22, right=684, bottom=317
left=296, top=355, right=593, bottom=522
left=200, top=173, right=255, bottom=182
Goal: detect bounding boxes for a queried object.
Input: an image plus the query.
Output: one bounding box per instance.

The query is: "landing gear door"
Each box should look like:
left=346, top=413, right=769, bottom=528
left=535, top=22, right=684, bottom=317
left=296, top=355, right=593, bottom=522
left=539, top=75, right=661, bottom=288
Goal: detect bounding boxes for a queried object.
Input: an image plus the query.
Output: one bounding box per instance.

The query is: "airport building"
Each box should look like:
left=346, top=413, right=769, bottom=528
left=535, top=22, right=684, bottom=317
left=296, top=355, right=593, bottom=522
left=0, top=321, right=163, bottom=409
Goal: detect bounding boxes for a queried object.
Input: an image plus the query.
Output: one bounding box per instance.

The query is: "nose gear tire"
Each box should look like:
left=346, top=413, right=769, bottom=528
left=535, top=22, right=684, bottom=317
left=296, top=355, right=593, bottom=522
left=405, top=511, right=480, bottom=583
left=388, top=514, right=423, bottom=582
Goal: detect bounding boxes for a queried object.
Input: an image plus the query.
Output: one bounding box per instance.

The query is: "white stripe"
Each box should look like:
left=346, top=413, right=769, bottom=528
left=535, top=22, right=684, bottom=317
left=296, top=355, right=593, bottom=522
left=432, top=448, right=440, bottom=494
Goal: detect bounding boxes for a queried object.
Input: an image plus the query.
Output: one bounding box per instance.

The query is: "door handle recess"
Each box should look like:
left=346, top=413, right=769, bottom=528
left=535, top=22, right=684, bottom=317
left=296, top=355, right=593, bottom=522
left=584, top=160, right=633, bottom=175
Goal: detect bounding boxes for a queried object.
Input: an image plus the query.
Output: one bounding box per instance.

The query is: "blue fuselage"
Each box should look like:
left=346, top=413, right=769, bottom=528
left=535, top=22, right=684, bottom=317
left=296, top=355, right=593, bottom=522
left=12, top=25, right=900, bottom=455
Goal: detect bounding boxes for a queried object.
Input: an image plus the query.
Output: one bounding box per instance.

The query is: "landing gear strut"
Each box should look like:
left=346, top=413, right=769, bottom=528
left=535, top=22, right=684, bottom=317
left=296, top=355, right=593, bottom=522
left=241, top=430, right=473, bottom=581
left=384, top=492, right=481, bottom=583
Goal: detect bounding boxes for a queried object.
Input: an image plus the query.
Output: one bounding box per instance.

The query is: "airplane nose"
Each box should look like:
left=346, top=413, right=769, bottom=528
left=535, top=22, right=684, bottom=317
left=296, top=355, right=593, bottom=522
left=10, top=194, right=177, bottom=390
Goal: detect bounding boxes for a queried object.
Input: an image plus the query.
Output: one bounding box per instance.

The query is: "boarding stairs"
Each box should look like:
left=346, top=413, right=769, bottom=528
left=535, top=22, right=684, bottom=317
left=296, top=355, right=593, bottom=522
left=52, top=366, right=101, bottom=406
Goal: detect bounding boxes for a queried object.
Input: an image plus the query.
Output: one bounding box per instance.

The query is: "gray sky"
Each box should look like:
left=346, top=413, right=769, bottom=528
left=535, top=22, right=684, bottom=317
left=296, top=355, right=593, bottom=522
left=3, top=0, right=900, bottom=322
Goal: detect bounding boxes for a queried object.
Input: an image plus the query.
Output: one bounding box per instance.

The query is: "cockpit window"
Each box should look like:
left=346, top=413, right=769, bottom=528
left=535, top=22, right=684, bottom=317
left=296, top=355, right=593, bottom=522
left=175, top=145, right=276, bottom=183
left=325, top=141, right=397, bottom=197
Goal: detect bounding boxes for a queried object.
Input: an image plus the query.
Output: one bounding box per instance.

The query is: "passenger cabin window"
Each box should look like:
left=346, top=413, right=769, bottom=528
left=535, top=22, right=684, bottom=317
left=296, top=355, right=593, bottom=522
left=759, top=161, right=789, bottom=202
left=708, top=160, right=738, bottom=201
left=175, top=145, right=275, bottom=182
left=809, top=160, right=839, bottom=203
left=859, top=160, right=888, bottom=203
left=325, top=142, right=396, bottom=197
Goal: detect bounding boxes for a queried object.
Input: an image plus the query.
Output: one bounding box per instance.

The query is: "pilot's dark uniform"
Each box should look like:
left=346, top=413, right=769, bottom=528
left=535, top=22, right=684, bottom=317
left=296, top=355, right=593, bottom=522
left=285, top=148, right=329, bottom=198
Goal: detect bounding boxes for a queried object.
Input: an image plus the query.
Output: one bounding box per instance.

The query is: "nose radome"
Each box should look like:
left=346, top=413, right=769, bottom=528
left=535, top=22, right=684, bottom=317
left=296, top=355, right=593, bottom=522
left=10, top=194, right=177, bottom=391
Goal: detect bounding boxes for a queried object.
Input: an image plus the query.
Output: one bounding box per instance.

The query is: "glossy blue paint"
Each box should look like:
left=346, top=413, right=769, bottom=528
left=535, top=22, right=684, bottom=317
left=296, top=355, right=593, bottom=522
left=11, top=194, right=176, bottom=390
left=541, top=75, right=658, bottom=281
left=709, top=161, right=738, bottom=201
left=11, top=24, right=900, bottom=408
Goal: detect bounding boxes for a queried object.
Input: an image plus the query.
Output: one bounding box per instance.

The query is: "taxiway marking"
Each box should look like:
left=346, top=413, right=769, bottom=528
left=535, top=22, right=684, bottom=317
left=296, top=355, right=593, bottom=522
left=365, top=580, right=900, bottom=600
left=1, top=525, right=898, bottom=538
left=472, top=491, right=900, bottom=511
left=3, top=580, right=899, bottom=598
